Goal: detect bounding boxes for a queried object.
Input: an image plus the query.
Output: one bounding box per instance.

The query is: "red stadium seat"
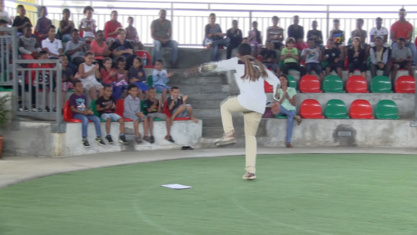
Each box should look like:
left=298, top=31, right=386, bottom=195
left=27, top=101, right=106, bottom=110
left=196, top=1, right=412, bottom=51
left=300, top=99, right=324, bottom=119
left=395, top=76, right=415, bottom=93
left=63, top=100, right=93, bottom=123
left=346, top=75, right=368, bottom=93
left=134, top=50, right=154, bottom=68
left=264, top=80, right=273, bottom=93
left=349, top=99, right=374, bottom=119
left=299, top=75, right=322, bottom=93
left=163, top=101, right=191, bottom=121
left=115, top=99, right=133, bottom=122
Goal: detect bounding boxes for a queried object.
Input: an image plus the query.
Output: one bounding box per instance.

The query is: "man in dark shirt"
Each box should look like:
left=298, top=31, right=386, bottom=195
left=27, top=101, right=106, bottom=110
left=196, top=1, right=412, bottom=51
left=12, top=5, right=32, bottom=36
left=226, top=20, right=242, bottom=59
left=287, top=15, right=306, bottom=51
left=307, top=20, right=323, bottom=49
left=260, top=41, right=278, bottom=73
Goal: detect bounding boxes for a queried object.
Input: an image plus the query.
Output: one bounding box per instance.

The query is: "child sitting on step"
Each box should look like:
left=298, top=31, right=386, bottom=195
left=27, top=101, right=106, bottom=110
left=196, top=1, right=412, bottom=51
left=124, top=84, right=149, bottom=144
left=152, top=59, right=173, bottom=103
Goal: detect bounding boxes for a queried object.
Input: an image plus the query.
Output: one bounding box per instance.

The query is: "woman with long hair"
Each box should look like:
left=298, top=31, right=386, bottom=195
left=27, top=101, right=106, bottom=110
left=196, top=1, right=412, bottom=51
left=347, top=37, right=366, bottom=77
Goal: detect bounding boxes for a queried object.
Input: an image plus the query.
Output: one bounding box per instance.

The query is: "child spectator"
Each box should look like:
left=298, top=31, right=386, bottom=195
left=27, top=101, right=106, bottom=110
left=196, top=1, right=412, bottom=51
left=104, top=10, right=122, bottom=43
left=69, top=80, right=106, bottom=147
left=323, top=39, right=343, bottom=78
left=144, top=87, right=173, bottom=143
left=369, top=36, right=390, bottom=78
left=100, top=57, right=116, bottom=85
left=248, top=21, right=262, bottom=57
left=65, top=29, right=86, bottom=67
left=153, top=59, right=173, bottom=103
left=41, top=25, right=63, bottom=59
left=167, top=86, right=198, bottom=123
left=56, top=55, right=77, bottom=112
left=329, top=19, right=345, bottom=48
left=89, top=30, right=110, bottom=67
left=347, top=37, right=366, bottom=78
left=204, top=13, right=230, bottom=61
left=34, top=6, right=51, bottom=42
left=128, top=56, right=148, bottom=99
left=79, top=6, right=96, bottom=42
left=113, top=57, right=129, bottom=100
left=96, top=85, right=128, bottom=144
left=307, top=20, right=324, bottom=49
left=260, top=41, right=278, bottom=74
left=124, top=84, right=149, bottom=144
left=391, top=37, right=413, bottom=82
left=301, top=38, right=324, bottom=81
left=125, top=16, right=144, bottom=50
left=78, top=51, right=103, bottom=100
left=18, top=25, right=41, bottom=59
left=266, top=16, right=284, bottom=50
left=280, top=37, right=306, bottom=77
left=59, top=8, right=75, bottom=42
left=12, top=5, right=32, bottom=37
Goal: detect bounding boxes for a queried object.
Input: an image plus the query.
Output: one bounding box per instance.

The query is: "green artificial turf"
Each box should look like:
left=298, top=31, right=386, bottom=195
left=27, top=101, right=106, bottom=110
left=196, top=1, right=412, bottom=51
left=0, top=154, right=416, bottom=235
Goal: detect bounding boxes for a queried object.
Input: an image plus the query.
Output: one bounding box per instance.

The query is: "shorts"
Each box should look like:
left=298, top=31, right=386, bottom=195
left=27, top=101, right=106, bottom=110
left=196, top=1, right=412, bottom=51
left=250, top=43, right=262, bottom=50
left=124, top=113, right=146, bottom=122
left=394, top=61, right=411, bottom=69
left=173, top=104, right=191, bottom=118
left=147, top=112, right=167, bottom=119
left=83, top=80, right=104, bottom=91
left=348, top=62, right=366, bottom=73
left=100, top=113, right=122, bottom=121
left=272, top=41, right=284, bottom=50
left=61, top=81, right=74, bottom=92
left=306, top=63, right=322, bottom=74
left=135, top=82, right=149, bottom=92
left=154, top=84, right=170, bottom=92
left=326, top=62, right=344, bottom=71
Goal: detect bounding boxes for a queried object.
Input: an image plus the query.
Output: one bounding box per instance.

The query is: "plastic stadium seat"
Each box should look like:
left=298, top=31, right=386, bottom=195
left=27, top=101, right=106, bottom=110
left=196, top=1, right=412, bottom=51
left=163, top=101, right=191, bottom=121
left=63, top=100, right=93, bottom=123
left=264, top=80, right=273, bottom=93
left=287, top=75, right=297, bottom=90
left=299, top=75, right=322, bottom=93
left=115, top=99, right=133, bottom=122
left=300, top=99, right=324, bottom=119
left=147, top=75, right=153, bottom=87
left=375, top=100, right=400, bottom=119
left=395, top=76, right=415, bottom=93
left=349, top=99, right=374, bottom=119
left=346, top=75, right=368, bottom=93
left=371, top=76, right=392, bottom=93
left=324, top=99, right=349, bottom=119
left=134, top=50, right=154, bottom=68
left=323, top=75, right=345, bottom=93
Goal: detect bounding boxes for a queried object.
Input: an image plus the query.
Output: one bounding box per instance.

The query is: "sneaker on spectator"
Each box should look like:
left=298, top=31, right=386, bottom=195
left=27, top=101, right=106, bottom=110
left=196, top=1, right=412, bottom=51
left=242, top=172, right=256, bottom=180
left=135, top=135, right=142, bottom=144
left=150, top=135, right=155, bottom=143
left=82, top=138, right=90, bottom=147
left=214, top=135, right=236, bottom=146
left=95, top=137, right=106, bottom=146
left=165, top=135, right=175, bottom=143
left=119, top=135, right=128, bottom=144
left=143, top=136, right=151, bottom=143
left=105, top=135, right=114, bottom=144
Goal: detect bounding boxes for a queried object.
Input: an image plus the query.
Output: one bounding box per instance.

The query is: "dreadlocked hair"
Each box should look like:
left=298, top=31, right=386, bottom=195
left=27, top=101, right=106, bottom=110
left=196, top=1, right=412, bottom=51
left=239, top=55, right=268, bottom=81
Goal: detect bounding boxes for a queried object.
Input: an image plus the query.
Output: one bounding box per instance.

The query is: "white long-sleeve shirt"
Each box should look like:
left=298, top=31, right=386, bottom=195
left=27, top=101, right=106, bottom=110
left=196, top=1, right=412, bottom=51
left=213, top=57, right=280, bottom=114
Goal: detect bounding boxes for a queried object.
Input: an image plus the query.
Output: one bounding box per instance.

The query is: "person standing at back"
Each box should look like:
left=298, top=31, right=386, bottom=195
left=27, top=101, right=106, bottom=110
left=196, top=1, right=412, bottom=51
left=390, top=8, right=417, bottom=66
left=226, top=20, right=242, bottom=59
left=104, top=10, right=122, bottom=44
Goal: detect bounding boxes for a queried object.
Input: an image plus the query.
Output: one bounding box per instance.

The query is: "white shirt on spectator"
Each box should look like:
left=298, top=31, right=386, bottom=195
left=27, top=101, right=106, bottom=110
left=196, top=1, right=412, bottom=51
left=370, top=27, right=388, bottom=38
left=41, top=38, right=62, bottom=57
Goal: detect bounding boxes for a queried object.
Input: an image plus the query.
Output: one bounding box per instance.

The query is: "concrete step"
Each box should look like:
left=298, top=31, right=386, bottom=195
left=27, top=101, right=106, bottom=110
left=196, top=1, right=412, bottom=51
left=189, top=100, right=221, bottom=109
left=169, top=75, right=228, bottom=86
left=194, top=108, right=221, bottom=118
left=202, top=118, right=268, bottom=138
left=177, top=85, right=230, bottom=95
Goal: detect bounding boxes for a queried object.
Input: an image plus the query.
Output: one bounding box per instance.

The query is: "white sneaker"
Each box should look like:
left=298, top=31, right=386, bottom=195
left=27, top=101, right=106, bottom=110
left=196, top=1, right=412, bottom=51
left=242, top=172, right=256, bottom=180
left=214, top=135, right=236, bottom=146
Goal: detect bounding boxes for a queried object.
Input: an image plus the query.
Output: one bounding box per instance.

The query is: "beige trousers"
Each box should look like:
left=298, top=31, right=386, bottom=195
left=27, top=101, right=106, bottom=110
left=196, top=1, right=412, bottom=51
left=220, top=97, right=262, bottom=174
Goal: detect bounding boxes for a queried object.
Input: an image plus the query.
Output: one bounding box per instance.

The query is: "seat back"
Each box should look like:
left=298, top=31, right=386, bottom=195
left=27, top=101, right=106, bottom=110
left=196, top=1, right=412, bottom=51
left=287, top=75, right=297, bottom=90
left=90, top=99, right=100, bottom=117
left=323, top=75, right=345, bottom=93
left=300, top=99, right=324, bottom=119
left=264, top=80, right=273, bottom=93
left=115, top=99, right=125, bottom=117
left=163, top=101, right=172, bottom=117
left=375, top=100, right=400, bottom=119
left=299, top=75, right=322, bottom=93
left=346, top=75, right=368, bottom=93
left=324, top=99, right=349, bottom=119
left=135, top=50, right=154, bottom=68
left=371, top=76, right=392, bottom=93
left=147, top=75, right=153, bottom=87
left=349, top=99, right=374, bottom=119
left=395, top=75, right=415, bottom=93
left=63, top=100, right=81, bottom=122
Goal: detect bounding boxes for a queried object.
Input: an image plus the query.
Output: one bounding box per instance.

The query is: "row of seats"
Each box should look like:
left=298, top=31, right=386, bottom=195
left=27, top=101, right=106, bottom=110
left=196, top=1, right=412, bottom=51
left=295, top=99, right=399, bottom=120
left=264, top=75, right=416, bottom=93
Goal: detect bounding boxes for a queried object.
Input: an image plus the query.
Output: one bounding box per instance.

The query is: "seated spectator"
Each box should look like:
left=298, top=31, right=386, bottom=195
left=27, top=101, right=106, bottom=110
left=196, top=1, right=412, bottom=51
left=65, top=29, right=86, bottom=68
left=248, top=21, right=262, bottom=57
left=58, top=55, right=76, bottom=111
left=287, top=15, right=307, bottom=51
left=124, top=84, right=149, bottom=144
left=79, top=6, right=96, bottom=42
left=350, top=19, right=368, bottom=45
left=391, top=8, right=417, bottom=66
left=89, top=30, right=110, bottom=67
left=100, top=57, right=116, bottom=85
left=370, top=17, right=388, bottom=44
left=113, top=57, right=129, bottom=100
left=260, top=41, right=278, bottom=74
left=104, top=10, right=122, bottom=44
left=151, top=9, right=179, bottom=67
left=128, top=56, right=148, bottom=99
left=41, top=25, right=63, bottom=59
left=307, top=20, right=323, bottom=49
left=78, top=51, right=103, bottom=100
left=241, top=37, right=249, bottom=44
left=275, top=74, right=302, bottom=148
left=391, top=37, right=413, bottom=82
left=347, top=37, right=366, bottom=78
left=226, top=20, right=242, bottom=59
left=301, top=38, right=324, bottom=81
left=153, top=59, right=173, bottom=103
left=12, top=5, right=32, bottom=37
left=19, top=25, right=41, bottom=59
left=266, top=16, right=284, bottom=50
left=280, top=37, right=306, bottom=77
left=144, top=87, right=173, bottom=143
left=323, top=39, right=343, bottom=78
left=96, top=85, right=128, bottom=145
left=204, top=13, right=230, bottom=61
left=110, top=29, right=135, bottom=69
left=369, top=36, right=390, bottom=78
left=167, top=86, right=198, bottom=123
left=69, top=80, right=106, bottom=147
left=329, top=19, right=345, bottom=48
left=34, top=6, right=51, bottom=43
left=125, top=16, right=144, bottom=50
left=59, top=8, right=75, bottom=42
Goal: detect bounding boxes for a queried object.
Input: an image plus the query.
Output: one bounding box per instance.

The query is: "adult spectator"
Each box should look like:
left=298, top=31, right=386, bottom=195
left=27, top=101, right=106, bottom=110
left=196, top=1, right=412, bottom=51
left=266, top=16, right=284, bottom=50
left=125, top=16, right=144, bottom=50
left=369, top=36, right=390, bottom=78
left=391, top=37, right=413, bottom=82
left=41, top=25, right=63, bottom=59
left=110, top=29, right=135, bottom=69
left=391, top=8, right=417, bottom=66
left=370, top=17, right=388, bottom=44
left=151, top=9, right=178, bottom=67
left=59, top=8, right=75, bottom=42
left=351, top=19, right=367, bottom=45
left=329, top=19, right=345, bottom=48
left=34, top=6, right=51, bottom=42
left=204, top=13, right=230, bottom=61
left=307, top=20, right=323, bottom=49
left=65, top=29, right=86, bottom=67
left=90, top=30, right=110, bottom=67
left=287, top=15, right=306, bottom=51
left=104, top=10, right=122, bottom=43
left=19, top=25, right=41, bottom=59
left=248, top=21, right=262, bottom=57
left=347, top=37, right=366, bottom=78
left=12, top=5, right=32, bottom=37
left=226, top=20, right=242, bottom=59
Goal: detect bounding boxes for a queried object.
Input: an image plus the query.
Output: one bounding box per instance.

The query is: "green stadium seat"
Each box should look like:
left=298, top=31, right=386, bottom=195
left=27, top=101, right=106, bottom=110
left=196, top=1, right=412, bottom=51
left=90, top=100, right=106, bottom=122
left=323, top=75, right=345, bottom=93
left=375, top=100, right=400, bottom=119
left=147, top=75, right=153, bottom=87
left=324, top=99, right=349, bottom=119
left=287, top=75, right=297, bottom=90
left=371, top=76, right=392, bottom=93
left=274, top=114, right=288, bottom=119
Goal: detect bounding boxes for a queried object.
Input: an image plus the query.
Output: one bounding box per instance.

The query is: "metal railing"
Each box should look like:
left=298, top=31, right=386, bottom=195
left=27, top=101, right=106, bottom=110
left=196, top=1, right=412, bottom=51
left=0, top=27, right=17, bottom=87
